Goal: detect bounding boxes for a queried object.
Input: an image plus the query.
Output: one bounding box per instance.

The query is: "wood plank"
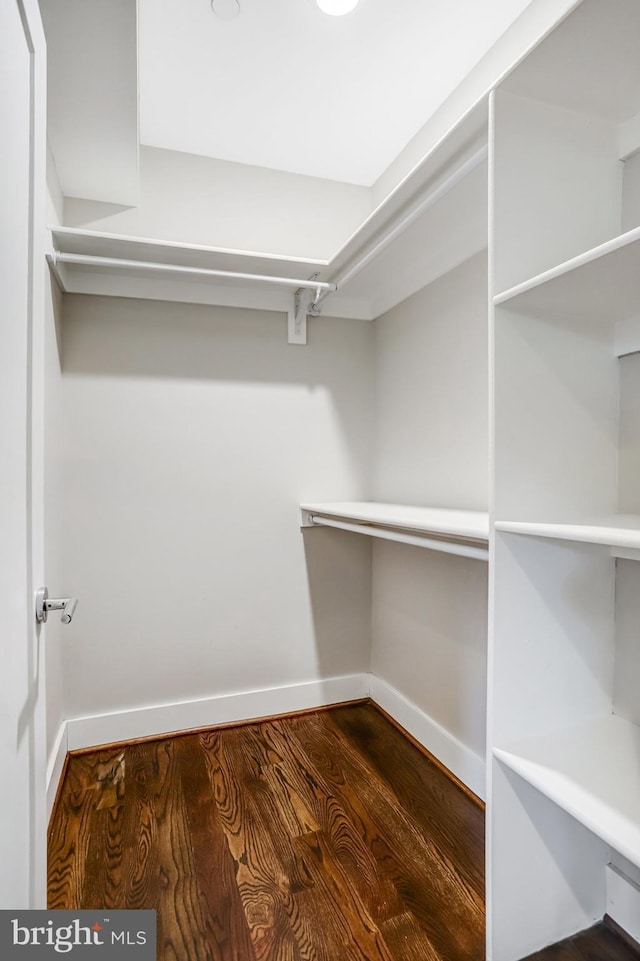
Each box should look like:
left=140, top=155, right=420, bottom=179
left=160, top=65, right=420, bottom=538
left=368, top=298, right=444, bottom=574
left=81, top=751, right=126, bottom=909
left=241, top=718, right=406, bottom=926
left=176, top=735, right=256, bottom=961
left=283, top=711, right=485, bottom=961
left=200, top=727, right=302, bottom=961
left=204, top=725, right=396, bottom=961
left=522, top=922, right=640, bottom=960
left=379, top=913, right=441, bottom=961
left=145, top=739, right=212, bottom=961
left=48, top=750, right=122, bottom=909
left=329, top=703, right=484, bottom=898
left=370, top=701, right=484, bottom=809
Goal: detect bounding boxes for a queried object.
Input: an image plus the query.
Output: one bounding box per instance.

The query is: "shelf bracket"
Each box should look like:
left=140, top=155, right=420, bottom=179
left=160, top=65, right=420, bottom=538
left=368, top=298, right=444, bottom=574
left=288, top=275, right=323, bottom=346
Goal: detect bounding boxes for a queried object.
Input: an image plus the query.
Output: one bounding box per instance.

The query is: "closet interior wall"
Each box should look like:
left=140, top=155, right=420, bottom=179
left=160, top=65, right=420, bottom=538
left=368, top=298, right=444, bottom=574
left=44, top=157, right=491, bottom=803
left=52, top=293, right=373, bottom=730
left=370, top=252, right=489, bottom=787
left=44, top=146, right=65, bottom=804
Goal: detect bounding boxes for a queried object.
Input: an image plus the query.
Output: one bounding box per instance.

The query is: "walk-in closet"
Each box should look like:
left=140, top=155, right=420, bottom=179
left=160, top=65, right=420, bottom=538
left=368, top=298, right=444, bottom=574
left=3, top=0, right=640, bottom=959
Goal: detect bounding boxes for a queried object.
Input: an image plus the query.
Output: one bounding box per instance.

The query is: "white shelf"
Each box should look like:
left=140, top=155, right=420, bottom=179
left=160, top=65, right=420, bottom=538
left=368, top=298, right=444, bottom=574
left=494, top=714, right=640, bottom=869
left=301, top=502, right=489, bottom=560
left=493, top=225, right=640, bottom=329
left=49, top=226, right=328, bottom=278
left=302, top=502, right=489, bottom=540
left=495, top=516, right=640, bottom=552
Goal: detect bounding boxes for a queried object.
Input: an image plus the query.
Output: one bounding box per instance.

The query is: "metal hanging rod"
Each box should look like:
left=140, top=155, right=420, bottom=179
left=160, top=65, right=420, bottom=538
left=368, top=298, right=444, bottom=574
left=318, top=143, right=488, bottom=302
left=308, top=514, right=489, bottom=561
left=52, top=250, right=338, bottom=293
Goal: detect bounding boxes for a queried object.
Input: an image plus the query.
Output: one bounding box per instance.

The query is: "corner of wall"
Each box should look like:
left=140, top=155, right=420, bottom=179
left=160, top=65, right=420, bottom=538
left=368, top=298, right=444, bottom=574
left=46, top=721, right=68, bottom=821
left=46, top=140, right=64, bottom=226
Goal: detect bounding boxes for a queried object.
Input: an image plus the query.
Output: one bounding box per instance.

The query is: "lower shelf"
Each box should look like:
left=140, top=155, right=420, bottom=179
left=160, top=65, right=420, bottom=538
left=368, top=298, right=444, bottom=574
left=494, top=714, right=640, bottom=869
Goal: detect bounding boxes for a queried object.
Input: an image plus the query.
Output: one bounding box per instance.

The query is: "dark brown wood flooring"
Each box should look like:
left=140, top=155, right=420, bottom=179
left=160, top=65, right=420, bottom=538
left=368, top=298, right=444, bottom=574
left=48, top=702, right=485, bottom=961
left=49, top=701, right=640, bottom=961
left=524, top=923, right=640, bottom=961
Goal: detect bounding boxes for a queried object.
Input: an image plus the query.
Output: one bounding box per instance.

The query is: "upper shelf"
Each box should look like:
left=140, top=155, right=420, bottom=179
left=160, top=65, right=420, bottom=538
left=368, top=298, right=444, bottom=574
left=494, top=713, right=640, bottom=869
left=495, top=516, right=640, bottom=553
left=301, top=502, right=489, bottom=561
left=47, top=103, right=489, bottom=323
left=50, top=226, right=328, bottom=277
left=494, top=225, right=640, bottom=333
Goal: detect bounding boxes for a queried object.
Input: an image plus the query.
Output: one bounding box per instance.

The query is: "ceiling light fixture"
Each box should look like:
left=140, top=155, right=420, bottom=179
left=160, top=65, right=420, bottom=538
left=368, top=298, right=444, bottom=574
left=316, top=0, right=359, bottom=15
left=211, top=0, right=240, bottom=19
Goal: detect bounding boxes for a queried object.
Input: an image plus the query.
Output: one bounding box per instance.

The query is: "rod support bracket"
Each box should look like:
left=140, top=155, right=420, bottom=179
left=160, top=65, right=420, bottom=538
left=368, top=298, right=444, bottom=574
left=300, top=509, right=316, bottom=528
left=288, top=275, right=322, bottom=345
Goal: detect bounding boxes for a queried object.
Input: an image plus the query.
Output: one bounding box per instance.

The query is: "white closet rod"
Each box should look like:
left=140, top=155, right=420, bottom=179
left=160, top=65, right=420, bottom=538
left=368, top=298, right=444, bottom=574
left=52, top=251, right=338, bottom=292
left=318, top=143, right=488, bottom=302
left=309, top=515, right=489, bottom=561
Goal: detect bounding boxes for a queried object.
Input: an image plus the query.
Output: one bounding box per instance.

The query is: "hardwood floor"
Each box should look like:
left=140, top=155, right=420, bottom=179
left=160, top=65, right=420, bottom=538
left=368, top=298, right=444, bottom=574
left=48, top=702, right=640, bottom=960
left=523, top=923, right=640, bottom=961
left=48, top=702, right=485, bottom=961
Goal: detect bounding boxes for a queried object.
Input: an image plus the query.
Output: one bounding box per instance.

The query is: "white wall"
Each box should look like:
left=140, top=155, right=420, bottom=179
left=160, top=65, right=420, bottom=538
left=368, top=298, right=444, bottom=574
left=44, top=146, right=66, bottom=769
left=619, top=351, right=640, bottom=514
left=372, top=252, right=488, bottom=508
left=614, top=558, right=640, bottom=728
left=44, top=275, right=64, bottom=762
left=369, top=253, right=489, bottom=763
left=372, top=542, right=488, bottom=760
left=622, top=150, right=640, bottom=233
left=57, top=295, right=373, bottom=721
left=63, top=146, right=372, bottom=262
left=40, top=0, right=138, bottom=206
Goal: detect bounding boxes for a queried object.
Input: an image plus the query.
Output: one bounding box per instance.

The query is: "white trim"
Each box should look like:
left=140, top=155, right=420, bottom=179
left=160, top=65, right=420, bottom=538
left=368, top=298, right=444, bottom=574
left=46, top=723, right=68, bottom=820
left=369, top=675, right=486, bottom=801
left=65, top=674, right=370, bottom=751
left=606, top=864, right=640, bottom=945
left=55, top=674, right=483, bottom=803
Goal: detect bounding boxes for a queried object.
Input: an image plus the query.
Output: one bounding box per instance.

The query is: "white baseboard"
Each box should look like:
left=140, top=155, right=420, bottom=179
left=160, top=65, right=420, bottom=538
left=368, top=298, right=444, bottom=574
left=65, top=673, right=370, bottom=752
left=46, top=722, right=69, bottom=819
left=607, top=864, right=640, bottom=945
left=369, top=675, right=486, bottom=801
left=55, top=673, right=484, bottom=804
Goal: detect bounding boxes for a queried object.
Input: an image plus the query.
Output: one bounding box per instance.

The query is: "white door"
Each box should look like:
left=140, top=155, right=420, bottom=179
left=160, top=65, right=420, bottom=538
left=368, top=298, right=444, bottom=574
left=0, top=0, right=47, bottom=908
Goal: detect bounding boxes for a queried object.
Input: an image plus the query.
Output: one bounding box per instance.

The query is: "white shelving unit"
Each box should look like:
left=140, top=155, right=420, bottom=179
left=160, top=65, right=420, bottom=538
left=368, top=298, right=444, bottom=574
left=494, top=517, right=640, bottom=553
left=494, top=715, right=640, bottom=869
left=301, top=502, right=489, bottom=561
left=489, top=0, right=640, bottom=958
left=301, top=501, right=488, bottom=539
left=494, top=225, right=640, bottom=354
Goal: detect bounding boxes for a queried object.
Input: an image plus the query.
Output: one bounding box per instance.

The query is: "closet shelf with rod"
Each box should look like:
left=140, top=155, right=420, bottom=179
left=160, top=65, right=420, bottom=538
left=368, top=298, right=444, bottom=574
left=45, top=100, right=488, bottom=326
left=301, top=503, right=489, bottom=561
